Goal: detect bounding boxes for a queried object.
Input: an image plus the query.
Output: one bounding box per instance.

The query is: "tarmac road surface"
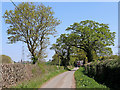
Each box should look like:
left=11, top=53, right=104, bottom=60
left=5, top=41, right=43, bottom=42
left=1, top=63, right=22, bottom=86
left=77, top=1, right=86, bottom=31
left=40, top=67, right=79, bottom=88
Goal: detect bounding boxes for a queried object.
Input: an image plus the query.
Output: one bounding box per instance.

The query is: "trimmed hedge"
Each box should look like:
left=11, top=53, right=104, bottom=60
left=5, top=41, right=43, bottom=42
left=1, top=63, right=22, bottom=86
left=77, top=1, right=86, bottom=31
left=84, top=59, right=120, bottom=89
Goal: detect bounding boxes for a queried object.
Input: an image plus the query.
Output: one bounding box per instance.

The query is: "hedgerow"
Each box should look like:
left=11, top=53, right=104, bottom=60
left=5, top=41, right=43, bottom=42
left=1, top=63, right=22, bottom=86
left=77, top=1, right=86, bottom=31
left=84, top=59, right=120, bottom=89
left=75, top=67, right=108, bottom=88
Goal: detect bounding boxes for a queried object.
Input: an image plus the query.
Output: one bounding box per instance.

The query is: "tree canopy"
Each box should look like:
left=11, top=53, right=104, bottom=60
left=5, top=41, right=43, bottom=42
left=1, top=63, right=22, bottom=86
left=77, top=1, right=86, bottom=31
left=51, top=20, right=115, bottom=67
left=66, top=20, right=115, bottom=62
left=50, top=34, right=72, bottom=68
left=3, top=2, right=60, bottom=64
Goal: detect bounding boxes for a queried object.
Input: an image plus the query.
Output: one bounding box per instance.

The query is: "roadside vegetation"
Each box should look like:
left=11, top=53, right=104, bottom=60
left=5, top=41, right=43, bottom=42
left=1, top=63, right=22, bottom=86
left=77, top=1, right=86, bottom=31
left=3, top=2, right=119, bottom=89
left=75, top=67, right=108, bottom=88
left=84, top=58, right=120, bottom=89
left=12, top=62, right=67, bottom=88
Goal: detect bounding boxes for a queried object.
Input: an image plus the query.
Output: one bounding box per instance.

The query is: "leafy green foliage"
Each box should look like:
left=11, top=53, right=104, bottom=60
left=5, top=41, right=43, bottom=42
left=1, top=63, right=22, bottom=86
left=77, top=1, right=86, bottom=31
left=84, top=59, right=120, bottom=89
left=75, top=67, right=108, bottom=88
left=50, top=34, right=72, bottom=67
left=51, top=53, right=61, bottom=65
left=66, top=20, right=115, bottom=62
left=3, top=2, right=60, bottom=64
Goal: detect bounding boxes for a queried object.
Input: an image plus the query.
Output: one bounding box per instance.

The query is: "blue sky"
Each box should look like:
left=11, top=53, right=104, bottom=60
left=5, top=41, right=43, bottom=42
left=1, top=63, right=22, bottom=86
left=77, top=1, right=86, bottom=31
left=2, top=2, right=118, bottom=62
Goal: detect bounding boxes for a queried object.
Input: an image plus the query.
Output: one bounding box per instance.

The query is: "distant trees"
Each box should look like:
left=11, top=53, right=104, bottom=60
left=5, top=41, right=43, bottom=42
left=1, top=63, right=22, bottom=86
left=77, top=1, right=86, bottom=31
left=50, top=34, right=72, bottom=68
left=3, top=2, right=60, bottom=64
left=51, top=53, right=61, bottom=65
left=51, top=34, right=86, bottom=68
left=0, top=55, right=13, bottom=63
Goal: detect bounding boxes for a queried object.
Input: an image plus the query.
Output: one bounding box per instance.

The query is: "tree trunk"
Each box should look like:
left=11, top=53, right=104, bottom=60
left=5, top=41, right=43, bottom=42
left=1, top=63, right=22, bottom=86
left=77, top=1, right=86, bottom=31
left=83, top=58, right=86, bottom=65
left=64, top=65, right=68, bottom=69
left=27, top=41, right=38, bottom=64
left=61, top=57, right=68, bottom=69
left=32, top=54, right=38, bottom=64
left=66, top=46, right=70, bottom=65
left=60, top=56, right=64, bottom=66
left=64, top=58, right=68, bottom=69
left=86, top=50, right=93, bottom=62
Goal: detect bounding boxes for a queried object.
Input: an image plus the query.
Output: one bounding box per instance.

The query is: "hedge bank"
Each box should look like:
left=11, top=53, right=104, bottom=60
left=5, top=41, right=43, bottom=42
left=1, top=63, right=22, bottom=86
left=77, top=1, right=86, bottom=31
left=84, top=59, right=120, bottom=89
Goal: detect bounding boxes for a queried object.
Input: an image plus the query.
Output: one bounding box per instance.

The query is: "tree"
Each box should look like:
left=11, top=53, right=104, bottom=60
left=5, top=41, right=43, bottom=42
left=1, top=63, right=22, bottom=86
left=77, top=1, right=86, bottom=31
left=3, top=2, right=60, bottom=64
left=70, top=46, right=86, bottom=65
left=51, top=53, right=61, bottom=65
left=66, top=20, right=115, bottom=62
left=50, top=34, right=72, bottom=68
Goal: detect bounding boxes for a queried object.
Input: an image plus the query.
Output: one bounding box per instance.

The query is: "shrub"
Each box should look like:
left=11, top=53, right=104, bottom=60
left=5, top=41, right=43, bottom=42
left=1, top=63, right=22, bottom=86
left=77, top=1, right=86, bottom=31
left=0, top=55, right=13, bottom=63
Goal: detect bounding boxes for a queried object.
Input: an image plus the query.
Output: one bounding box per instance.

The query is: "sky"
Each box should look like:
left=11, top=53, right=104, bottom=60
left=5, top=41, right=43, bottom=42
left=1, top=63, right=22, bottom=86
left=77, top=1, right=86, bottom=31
left=1, top=2, right=118, bottom=62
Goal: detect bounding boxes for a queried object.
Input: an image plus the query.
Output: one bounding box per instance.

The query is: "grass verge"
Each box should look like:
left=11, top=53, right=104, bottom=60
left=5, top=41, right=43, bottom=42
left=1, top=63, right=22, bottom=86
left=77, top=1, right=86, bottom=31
left=12, top=69, right=66, bottom=88
left=74, top=67, right=109, bottom=89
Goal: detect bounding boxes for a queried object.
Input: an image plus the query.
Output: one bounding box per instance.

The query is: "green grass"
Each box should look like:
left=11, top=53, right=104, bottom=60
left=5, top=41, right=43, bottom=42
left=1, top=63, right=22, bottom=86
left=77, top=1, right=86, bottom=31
left=75, top=67, right=109, bottom=89
left=12, top=69, right=66, bottom=88
left=11, top=63, right=72, bottom=88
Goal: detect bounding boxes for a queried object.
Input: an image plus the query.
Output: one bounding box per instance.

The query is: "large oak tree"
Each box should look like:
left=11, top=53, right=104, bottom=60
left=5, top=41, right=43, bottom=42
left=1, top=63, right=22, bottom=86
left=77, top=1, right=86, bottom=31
left=66, top=20, right=115, bottom=62
left=3, top=2, right=60, bottom=64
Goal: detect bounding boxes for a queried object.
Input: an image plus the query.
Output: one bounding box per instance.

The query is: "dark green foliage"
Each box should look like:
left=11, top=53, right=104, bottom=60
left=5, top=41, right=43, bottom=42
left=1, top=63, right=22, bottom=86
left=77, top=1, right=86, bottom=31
left=50, top=34, right=72, bottom=68
left=51, top=34, right=88, bottom=68
left=84, top=59, right=120, bottom=89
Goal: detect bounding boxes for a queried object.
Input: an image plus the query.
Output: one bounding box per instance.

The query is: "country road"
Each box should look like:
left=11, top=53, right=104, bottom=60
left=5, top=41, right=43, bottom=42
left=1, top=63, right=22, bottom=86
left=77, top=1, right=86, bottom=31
left=40, top=67, right=79, bottom=88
